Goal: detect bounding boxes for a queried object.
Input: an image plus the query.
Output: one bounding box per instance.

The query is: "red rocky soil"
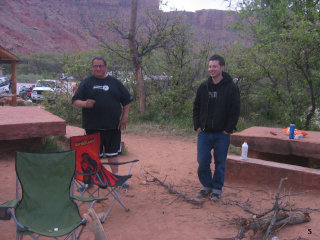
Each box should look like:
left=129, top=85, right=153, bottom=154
left=0, top=126, right=319, bottom=240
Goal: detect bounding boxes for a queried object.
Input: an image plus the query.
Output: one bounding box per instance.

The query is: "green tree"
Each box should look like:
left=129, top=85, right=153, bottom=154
left=232, top=0, right=320, bottom=129
left=3, top=53, right=65, bottom=82
left=93, top=0, right=187, bottom=116
left=17, top=52, right=64, bottom=78
left=62, top=51, right=94, bottom=83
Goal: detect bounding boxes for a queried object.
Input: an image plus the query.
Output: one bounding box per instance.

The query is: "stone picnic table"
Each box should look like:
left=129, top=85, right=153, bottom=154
left=0, top=106, right=65, bottom=152
left=230, top=126, right=320, bottom=167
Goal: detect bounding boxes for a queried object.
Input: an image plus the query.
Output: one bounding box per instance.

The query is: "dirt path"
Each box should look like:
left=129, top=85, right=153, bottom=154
left=0, top=128, right=319, bottom=239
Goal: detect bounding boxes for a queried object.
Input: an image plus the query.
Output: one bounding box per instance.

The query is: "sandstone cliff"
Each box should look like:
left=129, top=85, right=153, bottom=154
left=0, top=0, right=240, bottom=55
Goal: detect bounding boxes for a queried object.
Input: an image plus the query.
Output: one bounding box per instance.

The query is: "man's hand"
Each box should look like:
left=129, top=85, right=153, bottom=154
left=118, top=104, right=130, bottom=131
left=73, top=99, right=95, bottom=109
left=118, top=118, right=128, bottom=131
left=85, top=99, right=96, bottom=108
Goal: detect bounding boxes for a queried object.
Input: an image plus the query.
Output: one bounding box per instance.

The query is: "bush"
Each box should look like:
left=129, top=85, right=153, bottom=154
left=43, top=92, right=82, bottom=126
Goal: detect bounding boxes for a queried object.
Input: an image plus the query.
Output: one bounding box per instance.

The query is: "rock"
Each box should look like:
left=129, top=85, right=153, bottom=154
left=0, top=0, right=241, bottom=54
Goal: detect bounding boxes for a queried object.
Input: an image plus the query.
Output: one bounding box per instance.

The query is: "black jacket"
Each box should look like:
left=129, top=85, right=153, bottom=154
left=193, top=72, right=240, bottom=133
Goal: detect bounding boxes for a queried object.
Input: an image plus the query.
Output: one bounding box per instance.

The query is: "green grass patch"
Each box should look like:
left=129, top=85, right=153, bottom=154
left=30, top=136, right=66, bottom=153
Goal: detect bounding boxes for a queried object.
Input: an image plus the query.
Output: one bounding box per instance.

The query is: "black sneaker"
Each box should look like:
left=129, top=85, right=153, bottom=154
left=210, top=193, right=221, bottom=202
left=122, top=182, right=130, bottom=188
left=196, top=189, right=211, bottom=199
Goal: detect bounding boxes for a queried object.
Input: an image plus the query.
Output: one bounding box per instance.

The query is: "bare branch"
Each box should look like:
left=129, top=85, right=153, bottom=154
left=223, top=178, right=314, bottom=239
left=144, top=169, right=203, bottom=206
left=262, top=177, right=287, bottom=240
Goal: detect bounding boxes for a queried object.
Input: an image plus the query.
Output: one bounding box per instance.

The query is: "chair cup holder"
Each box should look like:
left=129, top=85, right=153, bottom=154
left=0, top=207, right=11, bottom=220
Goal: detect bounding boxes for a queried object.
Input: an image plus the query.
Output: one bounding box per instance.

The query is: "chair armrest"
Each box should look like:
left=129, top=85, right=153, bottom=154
left=0, top=199, right=19, bottom=220
left=102, top=159, right=139, bottom=166
left=0, top=199, right=20, bottom=208
left=72, top=195, right=108, bottom=209
left=71, top=195, right=107, bottom=203
left=0, top=199, right=28, bottom=231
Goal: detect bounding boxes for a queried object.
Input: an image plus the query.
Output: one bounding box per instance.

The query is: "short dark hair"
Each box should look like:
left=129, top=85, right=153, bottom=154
left=92, top=57, right=106, bottom=66
left=209, top=54, right=225, bottom=66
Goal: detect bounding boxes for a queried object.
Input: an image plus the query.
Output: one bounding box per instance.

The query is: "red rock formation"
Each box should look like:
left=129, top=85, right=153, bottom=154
left=0, top=0, right=240, bottom=55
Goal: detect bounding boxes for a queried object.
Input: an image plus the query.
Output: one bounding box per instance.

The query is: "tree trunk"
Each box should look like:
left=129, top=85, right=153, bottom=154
left=304, top=65, right=316, bottom=130
left=128, top=0, right=146, bottom=115
left=136, top=66, right=146, bottom=114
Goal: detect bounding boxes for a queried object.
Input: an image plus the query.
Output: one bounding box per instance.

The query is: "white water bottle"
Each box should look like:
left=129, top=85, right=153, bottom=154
left=241, top=140, right=248, bottom=160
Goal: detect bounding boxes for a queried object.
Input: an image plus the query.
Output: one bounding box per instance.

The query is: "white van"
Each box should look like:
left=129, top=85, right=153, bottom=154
left=0, top=77, right=10, bottom=95
left=31, top=79, right=58, bottom=103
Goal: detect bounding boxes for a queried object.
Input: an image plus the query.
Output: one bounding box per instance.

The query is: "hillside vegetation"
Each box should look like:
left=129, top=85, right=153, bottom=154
left=2, top=0, right=319, bottom=132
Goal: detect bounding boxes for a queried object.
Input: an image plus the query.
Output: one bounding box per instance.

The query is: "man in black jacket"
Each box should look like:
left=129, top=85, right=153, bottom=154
left=193, top=54, right=240, bottom=201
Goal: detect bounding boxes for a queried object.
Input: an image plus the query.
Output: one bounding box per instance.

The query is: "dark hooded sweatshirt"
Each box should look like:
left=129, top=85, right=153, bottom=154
left=193, top=72, right=240, bottom=133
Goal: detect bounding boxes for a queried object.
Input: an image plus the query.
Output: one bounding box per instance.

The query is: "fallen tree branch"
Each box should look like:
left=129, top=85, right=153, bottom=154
left=238, top=211, right=310, bottom=236
left=262, top=177, right=287, bottom=240
left=223, top=178, right=312, bottom=239
left=167, top=195, right=181, bottom=206
left=144, top=169, right=203, bottom=206
left=283, top=207, right=320, bottom=212
left=224, top=199, right=277, bottom=218
left=279, top=190, right=310, bottom=199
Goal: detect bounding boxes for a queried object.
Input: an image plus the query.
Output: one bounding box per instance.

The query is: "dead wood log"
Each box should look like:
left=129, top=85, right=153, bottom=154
left=144, top=169, right=203, bottom=206
left=240, top=210, right=289, bottom=234
left=274, top=212, right=311, bottom=228
left=227, top=178, right=313, bottom=239
left=238, top=211, right=310, bottom=235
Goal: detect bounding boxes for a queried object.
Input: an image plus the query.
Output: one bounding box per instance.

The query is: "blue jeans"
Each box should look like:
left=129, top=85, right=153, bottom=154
left=197, top=131, right=230, bottom=194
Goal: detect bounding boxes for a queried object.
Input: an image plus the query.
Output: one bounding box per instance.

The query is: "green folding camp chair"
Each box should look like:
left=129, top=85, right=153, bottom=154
left=0, top=150, right=87, bottom=240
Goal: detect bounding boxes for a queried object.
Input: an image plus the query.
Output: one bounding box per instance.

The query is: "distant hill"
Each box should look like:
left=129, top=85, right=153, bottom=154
left=0, top=0, right=241, bottom=55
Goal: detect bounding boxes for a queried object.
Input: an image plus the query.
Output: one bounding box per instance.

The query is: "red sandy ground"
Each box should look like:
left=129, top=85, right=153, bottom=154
left=0, top=126, right=319, bottom=240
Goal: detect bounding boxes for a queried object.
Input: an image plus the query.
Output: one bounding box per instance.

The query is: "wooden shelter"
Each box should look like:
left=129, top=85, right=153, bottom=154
left=0, top=46, right=66, bottom=153
left=0, top=45, right=22, bottom=106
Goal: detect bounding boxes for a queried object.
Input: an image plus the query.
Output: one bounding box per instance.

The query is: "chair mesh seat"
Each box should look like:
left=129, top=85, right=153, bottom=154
left=0, top=150, right=86, bottom=239
left=70, top=133, right=139, bottom=222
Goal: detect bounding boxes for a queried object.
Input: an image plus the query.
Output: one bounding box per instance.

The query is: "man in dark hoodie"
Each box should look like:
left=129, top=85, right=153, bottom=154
left=193, top=54, right=240, bottom=201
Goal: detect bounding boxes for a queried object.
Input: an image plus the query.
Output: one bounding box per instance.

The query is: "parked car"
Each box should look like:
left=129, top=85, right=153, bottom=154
left=31, top=79, right=59, bottom=103
left=0, top=77, right=10, bottom=95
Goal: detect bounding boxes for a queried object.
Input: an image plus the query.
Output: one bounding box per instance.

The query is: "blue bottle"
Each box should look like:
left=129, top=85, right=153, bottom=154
left=289, top=124, right=295, bottom=139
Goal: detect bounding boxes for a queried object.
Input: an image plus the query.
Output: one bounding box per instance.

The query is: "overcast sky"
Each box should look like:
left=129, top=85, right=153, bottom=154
left=159, top=0, right=235, bottom=12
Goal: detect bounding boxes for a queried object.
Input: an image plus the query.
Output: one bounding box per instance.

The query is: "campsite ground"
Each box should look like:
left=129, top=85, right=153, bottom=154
left=0, top=126, right=319, bottom=239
